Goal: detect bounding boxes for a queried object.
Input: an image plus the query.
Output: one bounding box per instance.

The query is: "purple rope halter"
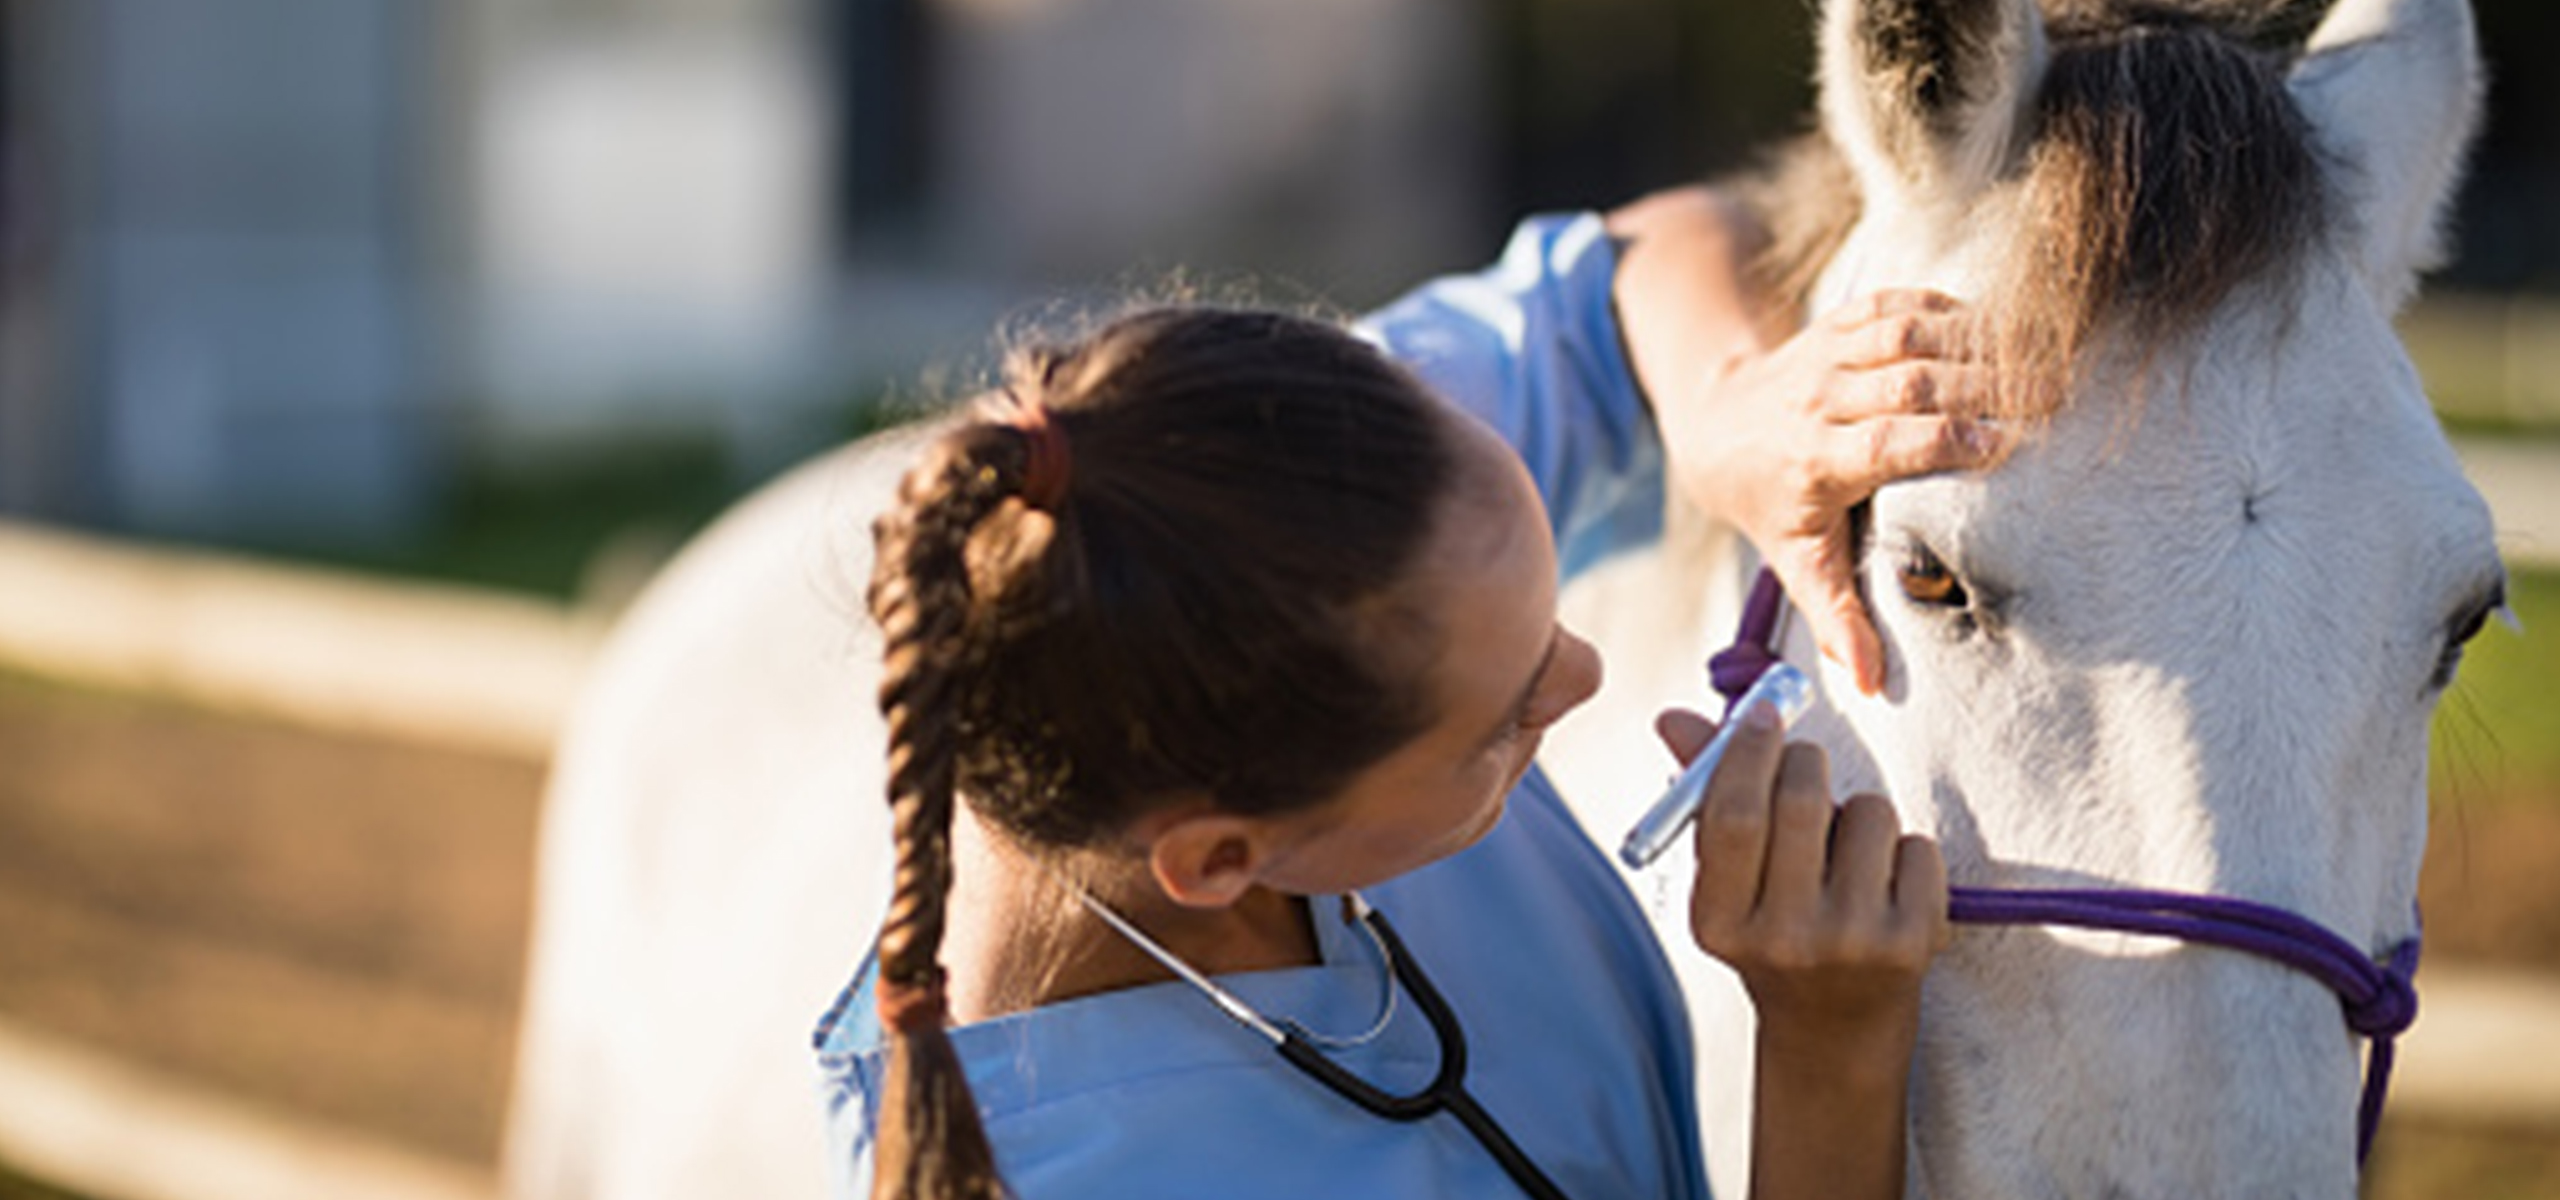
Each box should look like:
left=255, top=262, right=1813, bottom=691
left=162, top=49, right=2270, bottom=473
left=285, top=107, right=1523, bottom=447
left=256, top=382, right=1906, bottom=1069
left=1707, top=569, right=2421, bottom=1165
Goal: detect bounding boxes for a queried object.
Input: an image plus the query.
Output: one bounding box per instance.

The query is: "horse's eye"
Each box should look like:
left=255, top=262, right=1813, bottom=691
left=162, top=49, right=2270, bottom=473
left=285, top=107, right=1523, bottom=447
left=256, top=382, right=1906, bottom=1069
left=2431, top=581, right=2509, bottom=690
left=1897, top=551, right=1968, bottom=608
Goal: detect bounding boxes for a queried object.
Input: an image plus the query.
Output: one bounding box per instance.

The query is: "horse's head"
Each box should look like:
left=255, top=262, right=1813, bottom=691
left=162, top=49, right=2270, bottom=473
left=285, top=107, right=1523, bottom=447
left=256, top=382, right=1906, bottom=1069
left=1802, top=0, right=2504, bottom=1192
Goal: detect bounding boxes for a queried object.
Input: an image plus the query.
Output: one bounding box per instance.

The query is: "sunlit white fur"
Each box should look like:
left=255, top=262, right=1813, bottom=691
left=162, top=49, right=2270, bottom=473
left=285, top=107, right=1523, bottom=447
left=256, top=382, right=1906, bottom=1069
left=1554, top=0, right=2496, bottom=1195
left=502, top=2, right=2494, bottom=1197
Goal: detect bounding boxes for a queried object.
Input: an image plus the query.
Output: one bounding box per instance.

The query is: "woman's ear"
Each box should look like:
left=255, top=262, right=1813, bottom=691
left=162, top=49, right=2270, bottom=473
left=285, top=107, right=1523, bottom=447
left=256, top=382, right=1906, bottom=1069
left=1141, top=809, right=1272, bottom=910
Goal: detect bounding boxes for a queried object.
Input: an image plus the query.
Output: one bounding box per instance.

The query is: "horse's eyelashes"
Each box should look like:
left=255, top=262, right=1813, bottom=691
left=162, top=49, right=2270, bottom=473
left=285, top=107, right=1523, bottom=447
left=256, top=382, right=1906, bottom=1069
left=2431, top=581, right=2509, bottom=690
left=2429, top=641, right=2469, bottom=692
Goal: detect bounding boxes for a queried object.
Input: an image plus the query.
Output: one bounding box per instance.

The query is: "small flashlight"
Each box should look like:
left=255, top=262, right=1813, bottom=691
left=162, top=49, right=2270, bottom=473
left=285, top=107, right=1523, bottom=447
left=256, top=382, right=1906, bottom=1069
left=1618, top=663, right=1816, bottom=870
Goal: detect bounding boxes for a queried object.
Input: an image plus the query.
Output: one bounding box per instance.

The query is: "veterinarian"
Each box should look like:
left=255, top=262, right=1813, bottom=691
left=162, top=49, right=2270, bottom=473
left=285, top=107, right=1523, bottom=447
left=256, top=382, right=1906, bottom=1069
left=816, top=188, right=2008, bottom=1200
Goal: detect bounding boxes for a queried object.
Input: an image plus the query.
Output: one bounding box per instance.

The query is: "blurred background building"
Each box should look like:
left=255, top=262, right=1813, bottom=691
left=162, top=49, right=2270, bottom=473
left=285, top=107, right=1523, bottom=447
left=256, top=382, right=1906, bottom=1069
left=0, top=0, right=1478, bottom=550
left=2, top=0, right=433, bottom=545
left=6, top=0, right=2558, bottom=554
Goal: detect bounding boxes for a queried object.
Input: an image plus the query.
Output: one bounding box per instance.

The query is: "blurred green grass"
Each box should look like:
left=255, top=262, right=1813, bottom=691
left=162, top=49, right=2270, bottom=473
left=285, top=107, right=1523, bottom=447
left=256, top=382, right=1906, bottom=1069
left=2432, top=567, right=2560, bottom=801
left=281, top=402, right=913, bottom=602
left=311, top=436, right=743, bottom=601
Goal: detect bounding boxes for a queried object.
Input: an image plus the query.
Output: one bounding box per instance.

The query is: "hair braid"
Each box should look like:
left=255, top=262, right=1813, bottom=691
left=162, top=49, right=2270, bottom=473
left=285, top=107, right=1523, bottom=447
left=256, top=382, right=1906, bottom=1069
left=865, top=423, right=1032, bottom=1200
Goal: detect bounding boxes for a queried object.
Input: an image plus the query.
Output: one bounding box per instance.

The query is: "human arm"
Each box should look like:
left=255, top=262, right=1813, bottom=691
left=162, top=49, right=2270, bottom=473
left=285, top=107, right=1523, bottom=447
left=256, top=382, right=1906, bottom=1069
left=1357, top=214, right=1667, bottom=580
left=1607, top=187, right=2007, bottom=695
left=1659, top=705, right=1948, bottom=1200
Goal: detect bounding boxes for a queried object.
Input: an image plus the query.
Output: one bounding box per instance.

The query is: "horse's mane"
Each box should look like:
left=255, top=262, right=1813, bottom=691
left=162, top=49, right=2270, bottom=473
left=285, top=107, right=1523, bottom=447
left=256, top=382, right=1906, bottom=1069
left=1732, top=2, right=2332, bottom=422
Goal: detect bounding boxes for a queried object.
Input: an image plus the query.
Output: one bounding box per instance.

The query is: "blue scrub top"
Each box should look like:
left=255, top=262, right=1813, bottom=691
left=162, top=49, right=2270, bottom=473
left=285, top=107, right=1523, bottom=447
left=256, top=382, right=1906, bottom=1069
left=816, top=773, right=1706, bottom=1200
left=816, top=213, right=1701, bottom=1198
left=1358, top=210, right=1667, bottom=581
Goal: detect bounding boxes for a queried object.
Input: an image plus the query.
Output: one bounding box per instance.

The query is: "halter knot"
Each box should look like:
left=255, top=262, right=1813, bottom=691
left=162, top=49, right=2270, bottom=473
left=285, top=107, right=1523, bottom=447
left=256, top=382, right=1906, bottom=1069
left=1707, top=642, right=1783, bottom=711
left=1709, top=571, right=1794, bottom=713
left=2342, top=939, right=2421, bottom=1038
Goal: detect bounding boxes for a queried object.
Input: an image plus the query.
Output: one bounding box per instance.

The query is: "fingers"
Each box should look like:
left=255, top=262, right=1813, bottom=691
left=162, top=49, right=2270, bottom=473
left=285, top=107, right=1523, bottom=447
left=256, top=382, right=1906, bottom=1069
left=1829, top=795, right=1946, bottom=967
left=1823, top=362, right=2000, bottom=421
left=1789, top=409, right=2003, bottom=697
left=1756, top=744, right=1836, bottom=923
left=1823, top=288, right=1963, bottom=329
left=1893, top=832, right=1955, bottom=953
left=1769, top=547, right=1887, bottom=697
left=1654, top=707, right=1716, bottom=763
left=1818, top=414, right=2005, bottom=497
left=1687, top=734, right=1951, bottom=978
left=1811, top=295, right=2014, bottom=445
left=1827, top=794, right=1904, bottom=905
left=1826, top=304, right=1988, bottom=374
left=1688, top=707, right=1788, bottom=947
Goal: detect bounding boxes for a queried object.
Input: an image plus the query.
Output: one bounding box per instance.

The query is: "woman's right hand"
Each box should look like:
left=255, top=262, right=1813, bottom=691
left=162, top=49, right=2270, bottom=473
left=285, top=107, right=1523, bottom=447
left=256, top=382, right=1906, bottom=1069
left=1610, top=188, right=2015, bottom=697
left=1655, top=703, right=1948, bottom=1200
left=1663, top=702, right=1947, bottom=1023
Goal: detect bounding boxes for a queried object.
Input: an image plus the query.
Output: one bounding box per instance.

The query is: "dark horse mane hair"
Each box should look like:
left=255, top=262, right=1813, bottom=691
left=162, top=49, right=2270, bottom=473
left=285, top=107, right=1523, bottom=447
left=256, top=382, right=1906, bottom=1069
left=1732, top=0, right=2334, bottom=420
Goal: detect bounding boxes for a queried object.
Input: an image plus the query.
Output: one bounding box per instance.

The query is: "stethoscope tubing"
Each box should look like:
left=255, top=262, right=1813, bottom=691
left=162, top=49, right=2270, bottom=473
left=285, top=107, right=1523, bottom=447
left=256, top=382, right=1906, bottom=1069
left=1270, top=908, right=1574, bottom=1200
left=1076, top=884, right=1575, bottom=1200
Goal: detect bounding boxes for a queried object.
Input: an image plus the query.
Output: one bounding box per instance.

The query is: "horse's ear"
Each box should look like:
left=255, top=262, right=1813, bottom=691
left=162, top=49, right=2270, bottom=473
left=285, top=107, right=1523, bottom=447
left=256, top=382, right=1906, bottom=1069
left=2288, top=0, right=2483, bottom=312
left=1818, top=0, right=2048, bottom=217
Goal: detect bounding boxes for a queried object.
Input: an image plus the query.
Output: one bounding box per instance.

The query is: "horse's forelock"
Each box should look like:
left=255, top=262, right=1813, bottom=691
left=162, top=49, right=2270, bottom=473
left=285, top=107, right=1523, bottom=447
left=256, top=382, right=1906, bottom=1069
left=1740, top=6, right=2331, bottom=424
left=2004, top=17, right=2328, bottom=401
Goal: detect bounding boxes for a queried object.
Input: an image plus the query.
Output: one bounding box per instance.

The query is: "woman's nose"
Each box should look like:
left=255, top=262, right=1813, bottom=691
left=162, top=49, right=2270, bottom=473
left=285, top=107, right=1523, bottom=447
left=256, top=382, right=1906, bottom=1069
left=1549, top=627, right=1604, bottom=717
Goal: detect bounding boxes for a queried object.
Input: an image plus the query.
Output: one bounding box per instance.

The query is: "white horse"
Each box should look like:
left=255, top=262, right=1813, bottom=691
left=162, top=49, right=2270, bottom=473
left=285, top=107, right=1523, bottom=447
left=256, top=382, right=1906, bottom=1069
left=1556, top=0, right=2497, bottom=1193
left=502, top=0, right=2498, bottom=1196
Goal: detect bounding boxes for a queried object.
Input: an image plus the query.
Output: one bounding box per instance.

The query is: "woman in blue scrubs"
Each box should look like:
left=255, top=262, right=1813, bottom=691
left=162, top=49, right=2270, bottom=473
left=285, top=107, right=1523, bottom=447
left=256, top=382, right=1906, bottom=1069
left=818, top=190, right=2004, bottom=1200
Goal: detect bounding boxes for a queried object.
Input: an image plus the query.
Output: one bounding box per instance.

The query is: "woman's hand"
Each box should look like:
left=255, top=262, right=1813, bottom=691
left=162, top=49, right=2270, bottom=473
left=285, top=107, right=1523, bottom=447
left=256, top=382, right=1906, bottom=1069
left=1610, top=188, right=2011, bottom=696
left=1663, top=703, right=1947, bottom=1029
left=1657, top=704, right=1949, bottom=1200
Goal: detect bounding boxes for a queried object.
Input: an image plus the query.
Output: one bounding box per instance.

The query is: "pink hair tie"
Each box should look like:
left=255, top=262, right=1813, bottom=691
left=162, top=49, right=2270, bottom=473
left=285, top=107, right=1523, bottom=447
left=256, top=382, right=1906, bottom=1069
left=1003, top=395, right=1074, bottom=511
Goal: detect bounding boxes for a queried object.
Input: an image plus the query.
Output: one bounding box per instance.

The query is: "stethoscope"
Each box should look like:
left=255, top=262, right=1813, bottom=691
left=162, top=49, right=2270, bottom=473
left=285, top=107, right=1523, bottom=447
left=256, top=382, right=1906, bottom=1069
left=1075, top=889, right=1575, bottom=1200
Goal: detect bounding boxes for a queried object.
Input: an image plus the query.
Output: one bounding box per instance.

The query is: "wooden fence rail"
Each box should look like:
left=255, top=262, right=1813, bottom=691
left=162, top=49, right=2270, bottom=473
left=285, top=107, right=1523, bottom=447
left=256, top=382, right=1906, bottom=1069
left=0, top=1016, right=496, bottom=1200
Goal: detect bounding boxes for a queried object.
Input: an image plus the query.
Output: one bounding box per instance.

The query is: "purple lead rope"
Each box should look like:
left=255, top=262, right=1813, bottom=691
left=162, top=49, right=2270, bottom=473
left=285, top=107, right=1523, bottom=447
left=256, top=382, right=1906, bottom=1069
left=1705, top=569, right=2420, bottom=1165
